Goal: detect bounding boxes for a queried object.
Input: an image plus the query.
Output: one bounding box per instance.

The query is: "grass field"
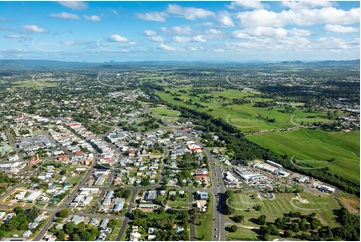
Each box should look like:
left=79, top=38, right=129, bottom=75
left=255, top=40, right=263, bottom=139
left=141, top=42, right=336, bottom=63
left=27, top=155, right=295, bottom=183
left=228, top=192, right=340, bottom=227
left=0, top=145, right=13, bottom=152
left=194, top=197, right=213, bottom=241
left=167, top=194, right=189, bottom=209
left=247, top=129, right=360, bottom=184
left=68, top=175, right=82, bottom=185
left=226, top=226, right=259, bottom=241
left=12, top=78, right=58, bottom=89
left=157, top=88, right=333, bottom=132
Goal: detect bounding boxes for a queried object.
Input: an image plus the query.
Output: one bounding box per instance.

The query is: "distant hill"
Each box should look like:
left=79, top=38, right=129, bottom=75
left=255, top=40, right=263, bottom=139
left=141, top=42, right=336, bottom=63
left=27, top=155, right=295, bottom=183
left=0, top=59, right=359, bottom=70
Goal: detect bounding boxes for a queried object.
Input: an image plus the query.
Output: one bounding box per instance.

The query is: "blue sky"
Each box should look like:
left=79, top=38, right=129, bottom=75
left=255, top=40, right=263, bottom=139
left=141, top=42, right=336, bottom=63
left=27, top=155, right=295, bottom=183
left=0, top=1, right=359, bottom=62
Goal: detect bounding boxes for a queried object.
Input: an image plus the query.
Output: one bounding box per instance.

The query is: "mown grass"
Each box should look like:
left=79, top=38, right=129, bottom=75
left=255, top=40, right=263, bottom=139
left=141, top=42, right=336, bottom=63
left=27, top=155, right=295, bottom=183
left=228, top=192, right=340, bottom=227
left=194, top=197, right=213, bottom=241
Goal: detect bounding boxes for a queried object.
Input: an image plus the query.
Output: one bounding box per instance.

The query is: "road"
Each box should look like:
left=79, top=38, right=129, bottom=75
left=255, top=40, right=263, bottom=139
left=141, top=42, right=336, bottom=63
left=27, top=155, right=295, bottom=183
left=116, top=187, right=138, bottom=241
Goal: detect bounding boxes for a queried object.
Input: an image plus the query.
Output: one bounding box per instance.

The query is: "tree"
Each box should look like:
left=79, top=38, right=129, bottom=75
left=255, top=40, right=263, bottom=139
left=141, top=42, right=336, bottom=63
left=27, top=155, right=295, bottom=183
left=59, top=209, right=69, bottom=218
left=257, top=215, right=267, bottom=225
left=59, top=170, right=66, bottom=175
left=232, top=215, right=244, bottom=223
left=56, top=231, right=65, bottom=241
left=27, top=206, right=39, bottom=221
left=255, top=204, right=262, bottom=211
left=284, top=230, right=293, bottom=238
left=64, top=221, right=76, bottom=234
left=230, top=225, right=238, bottom=232
left=108, top=219, right=118, bottom=228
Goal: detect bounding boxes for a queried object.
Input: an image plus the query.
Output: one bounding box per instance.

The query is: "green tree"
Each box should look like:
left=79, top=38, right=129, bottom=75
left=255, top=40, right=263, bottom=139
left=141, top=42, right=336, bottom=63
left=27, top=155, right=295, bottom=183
left=59, top=209, right=69, bottom=218
left=64, top=221, right=76, bottom=234
left=230, top=225, right=238, bottom=232
left=257, top=215, right=267, bottom=225
left=56, top=231, right=65, bottom=241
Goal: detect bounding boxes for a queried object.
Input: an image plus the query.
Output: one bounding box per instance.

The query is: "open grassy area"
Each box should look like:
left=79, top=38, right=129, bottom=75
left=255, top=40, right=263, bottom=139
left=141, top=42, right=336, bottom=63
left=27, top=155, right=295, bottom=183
left=167, top=193, right=189, bottom=209
left=226, top=226, right=260, bottom=241
left=194, top=197, right=213, bottom=241
left=68, top=175, right=82, bottom=185
left=0, top=145, right=13, bottom=152
left=151, top=107, right=180, bottom=116
left=228, top=192, right=341, bottom=227
left=157, top=88, right=333, bottom=132
left=247, top=129, right=360, bottom=184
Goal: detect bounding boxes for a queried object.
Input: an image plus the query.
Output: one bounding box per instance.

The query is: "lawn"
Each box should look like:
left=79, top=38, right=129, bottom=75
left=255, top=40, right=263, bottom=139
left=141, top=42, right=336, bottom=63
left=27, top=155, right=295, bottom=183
left=226, top=226, right=259, bottom=241
left=167, top=194, right=189, bottom=209
left=68, top=175, right=82, bottom=185
left=194, top=197, right=213, bottom=241
left=151, top=107, right=180, bottom=116
left=109, top=220, right=123, bottom=241
left=247, top=129, right=360, bottom=184
left=228, top=192, right=340, bottom=227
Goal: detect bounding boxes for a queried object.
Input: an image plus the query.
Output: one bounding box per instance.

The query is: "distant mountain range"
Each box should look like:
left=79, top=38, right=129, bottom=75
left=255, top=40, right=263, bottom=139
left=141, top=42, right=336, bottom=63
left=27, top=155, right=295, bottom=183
left=0, top=59, right=359, bottom=70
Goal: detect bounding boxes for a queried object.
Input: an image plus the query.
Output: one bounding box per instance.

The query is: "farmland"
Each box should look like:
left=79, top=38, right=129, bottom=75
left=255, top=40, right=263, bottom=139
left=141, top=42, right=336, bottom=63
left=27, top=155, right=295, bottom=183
left=247, top=129, right=360, bottom=184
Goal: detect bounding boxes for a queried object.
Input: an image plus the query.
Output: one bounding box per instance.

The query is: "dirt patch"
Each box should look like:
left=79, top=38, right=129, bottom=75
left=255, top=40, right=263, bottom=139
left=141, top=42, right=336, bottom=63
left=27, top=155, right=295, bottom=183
left=337, top=196, right=360, bottom=215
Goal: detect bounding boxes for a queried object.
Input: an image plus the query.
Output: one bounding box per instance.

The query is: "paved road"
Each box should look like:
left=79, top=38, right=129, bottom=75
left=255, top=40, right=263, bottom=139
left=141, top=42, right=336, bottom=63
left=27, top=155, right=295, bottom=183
left=116, top=187, right=139, bottom=240
left=34, top=214, right=54, bottom=241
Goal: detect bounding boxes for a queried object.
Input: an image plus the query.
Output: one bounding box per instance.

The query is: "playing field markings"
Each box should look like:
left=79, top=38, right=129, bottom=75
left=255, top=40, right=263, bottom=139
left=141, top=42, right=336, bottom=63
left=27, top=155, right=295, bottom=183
left=278, top=199, right=292, bottom=212
left=273, top=200, right=287, bottom=213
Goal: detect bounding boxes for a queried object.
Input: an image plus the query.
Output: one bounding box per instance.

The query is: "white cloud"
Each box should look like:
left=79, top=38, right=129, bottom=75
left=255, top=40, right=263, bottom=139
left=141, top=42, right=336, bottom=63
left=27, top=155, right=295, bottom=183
left=144, top=30, right=156, bottom=36
left=159, top=43, right=177, bottom=51
left=289, top=28, right=313, bottom=36
left=4, top=34, right=30, bottom=39
left=189, top=46, right=204, bottom=51
left=201, top=22, right=214, bottom=27
left=206, top=29, right=222, bottom=35
left=227, top=1, right=266, bottom=9
left=128, top=41, right=136, bottom=46
left=109, top=34, right=129, bottom=42
left=253, top=26, right=288, bottom=37
left=22, top=25, right=48, bottom=33
left=111, top=9, right=119, bottom=16
left=193, top=35, right=207, bottom=42
left=135, top=12, right=168, bottom=22
left=173, top=36, right=191, bottom=43
left=317, top=37, right=353, bottom=50
left=48, top=12, right=80, bottom=20
left=61, top=41, right=89, bottom=46
left=237, top=7, right=360, bottom=27
left=324, top=24, right=359, bottom=33
left=83, top=15, right=101, bottom=21
left=233, top=27, right=288, bottom=39
left=167, top=4, right=215, bottom=20
left=213, top=48, right=225, bottom=53
left=148, top=36, right=164, bottom=42
left=161, top=26, right=193, bottom=35
left=282, top=1, right=334, bottom=9
left=216, top=11, right=235, bottom=27
left=0, top=17, right=13, bottom=22
left=58, top=1, right=88, bottom=10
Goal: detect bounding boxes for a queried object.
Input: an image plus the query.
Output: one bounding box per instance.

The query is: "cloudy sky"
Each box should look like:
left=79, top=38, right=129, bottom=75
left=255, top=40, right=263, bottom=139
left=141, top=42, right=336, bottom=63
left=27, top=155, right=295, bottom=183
left=0, top=1, right=359, bottom=62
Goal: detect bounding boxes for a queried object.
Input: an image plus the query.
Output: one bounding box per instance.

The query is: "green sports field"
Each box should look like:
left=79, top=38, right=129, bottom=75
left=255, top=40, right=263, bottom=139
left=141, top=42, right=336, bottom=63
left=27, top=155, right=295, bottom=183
left=228, top=192, right=341, bottom=227
left=247, top=129, right=360, bottom=184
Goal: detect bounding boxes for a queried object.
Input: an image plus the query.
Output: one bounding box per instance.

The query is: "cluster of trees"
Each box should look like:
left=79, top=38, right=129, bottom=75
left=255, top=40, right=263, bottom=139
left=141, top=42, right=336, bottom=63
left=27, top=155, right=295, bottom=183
left=129, top=209, right=189, bottom=240
left=52, top=221, right=100, bottom=241
left=0, top=173, right=19, bottom=185
left=253, top=101, right=276, bottom=108
left=114, top=188, right=131, bottom=200
left=0, top=207, right=39, bottom=233
left=257, top=209, right=359, bottom=241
